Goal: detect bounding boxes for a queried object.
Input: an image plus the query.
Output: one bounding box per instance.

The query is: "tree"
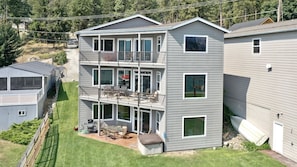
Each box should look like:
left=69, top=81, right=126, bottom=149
left=7, top=0, right=31, bottom=34
left=0, top=23, right=23, bottom=67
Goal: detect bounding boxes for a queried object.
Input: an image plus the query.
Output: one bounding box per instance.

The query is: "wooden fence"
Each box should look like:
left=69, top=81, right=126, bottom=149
left=17, top=112, right=50, bottom=167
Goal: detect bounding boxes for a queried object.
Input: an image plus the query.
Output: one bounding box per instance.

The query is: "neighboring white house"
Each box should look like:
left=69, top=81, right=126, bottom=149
left=224, top=19, right=297, bottom=162
left=0, top=61, right=57, bottom=131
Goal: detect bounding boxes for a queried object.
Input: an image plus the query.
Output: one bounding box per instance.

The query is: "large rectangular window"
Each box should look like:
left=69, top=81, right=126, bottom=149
left=253, top=38, right=261, bottom=54
left=0, top=78, right=7, bottom=90
left=92, top=68, right=113, bottom=86
left=118, top=39, right=132, bottom=61
left=183, top=116, right=206, bottom=138
left=135, top=39, right=152, bottom=61
left=11, top=77, right=42, bottom=90
left=92, top=103, right=113, bottom=120
left=117, top=105, right=131, bottom=122
left=184, top=35, right=208, bottom=53
left=184, top=74, right=207, bottom=98
left=118, top=69, right=131, bottom=89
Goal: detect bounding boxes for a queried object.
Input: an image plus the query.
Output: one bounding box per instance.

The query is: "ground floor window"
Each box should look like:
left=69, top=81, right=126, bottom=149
left=92, top=103, right=113, bottom=120
left=183, top=116, right=206, bottom=138
left=117, top=105, right=131, bottom=122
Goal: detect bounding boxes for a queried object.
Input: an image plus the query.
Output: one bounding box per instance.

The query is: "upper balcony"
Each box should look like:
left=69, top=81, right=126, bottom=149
left=80, top=51, right=166, bottom=68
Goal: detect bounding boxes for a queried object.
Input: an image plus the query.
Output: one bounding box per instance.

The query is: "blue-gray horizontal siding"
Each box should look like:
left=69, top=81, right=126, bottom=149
left=165, top=21, right=224, bottom=151
left=224, top=31, right=297, bottom=162
left=0, top=104, right=36, bottom=131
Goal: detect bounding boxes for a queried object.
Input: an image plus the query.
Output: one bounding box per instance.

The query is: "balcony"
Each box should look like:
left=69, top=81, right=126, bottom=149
left=79, top=51, right=166, bottom=68
left=79, top=86, right=165, bottom=111
left=0, top=89, right=43, bottom=106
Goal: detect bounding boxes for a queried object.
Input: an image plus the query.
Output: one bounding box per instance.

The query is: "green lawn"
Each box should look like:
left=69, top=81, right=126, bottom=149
left=36, top=82, right=285, bottom=167
left=0, top=139, right=26, bottom=167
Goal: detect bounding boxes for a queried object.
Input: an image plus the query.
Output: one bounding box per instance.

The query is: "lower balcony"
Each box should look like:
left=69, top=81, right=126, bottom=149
left=79, top=86, right=165, bottom=111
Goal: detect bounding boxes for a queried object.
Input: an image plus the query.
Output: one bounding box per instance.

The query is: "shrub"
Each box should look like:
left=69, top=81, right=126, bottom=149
left=53, top=51, right=67, bottom=65
left=0, top=119, right=41, bottom=145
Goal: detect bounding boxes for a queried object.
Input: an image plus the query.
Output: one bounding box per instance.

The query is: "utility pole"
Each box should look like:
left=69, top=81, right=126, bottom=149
left=277, top=0, right=282, bottom=22
left=219, top=0, right=223, bottom=27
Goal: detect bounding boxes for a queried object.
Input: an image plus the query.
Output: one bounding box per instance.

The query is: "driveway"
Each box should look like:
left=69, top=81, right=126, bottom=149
left=61, top=48, right=79, bottom=82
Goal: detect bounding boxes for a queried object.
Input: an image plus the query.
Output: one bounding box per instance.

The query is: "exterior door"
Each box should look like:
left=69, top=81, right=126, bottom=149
left=273, top=122, right=283, bottom=154
left=118, top=39, right=132, bottom=61
left=133, top=109, right=151, bottom=133
left=133, top=71, right=151, bottom=93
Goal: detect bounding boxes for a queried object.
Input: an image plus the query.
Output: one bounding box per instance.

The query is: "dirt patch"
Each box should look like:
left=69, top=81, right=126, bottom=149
left=17, top=41, right=64, bottom=63
left=163, top=150, right=196, bottom=157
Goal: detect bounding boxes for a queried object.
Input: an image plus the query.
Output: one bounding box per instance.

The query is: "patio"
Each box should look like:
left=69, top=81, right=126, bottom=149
left=79, top=132, right=138, bottom=150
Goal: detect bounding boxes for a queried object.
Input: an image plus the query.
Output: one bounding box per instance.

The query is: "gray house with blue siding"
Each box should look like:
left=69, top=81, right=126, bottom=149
left=77, top=14, right=228, bottom=152
left=0, top=61, right=57, bottom=131
left=224, top=19, right=297, bottom=162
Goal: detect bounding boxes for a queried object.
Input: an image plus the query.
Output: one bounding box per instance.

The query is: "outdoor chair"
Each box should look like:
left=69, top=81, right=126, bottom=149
left=148, top=91, right=158, bottom=102
left=118, top=126, right=128, bottom=138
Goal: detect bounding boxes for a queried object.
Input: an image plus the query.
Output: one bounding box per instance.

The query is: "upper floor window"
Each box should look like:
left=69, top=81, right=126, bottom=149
left=184, top=35, right=208, bottom=53
left=93, top=38, right=114, bottom=52
left=101, top=39, right=114, bottom=52
left=156, top=71, right=161, bottom=92
left=92, top=68, right=114, bottom=86
left=184, top=73, right=207, bottom=99
left=183, top=115, right=206, bottom=138
left=93, top=38, right=99, bottom=51
left=157, top=36, right=162, bottom=52
left=253, top=38, right=261, bottom=54
left=118, top=69, right=131, bottom=89
left=0, top=78, right=7, bottom=90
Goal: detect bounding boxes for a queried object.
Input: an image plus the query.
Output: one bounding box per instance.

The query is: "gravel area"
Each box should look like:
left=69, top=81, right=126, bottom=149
left=60, top=48, right=79, bottom=82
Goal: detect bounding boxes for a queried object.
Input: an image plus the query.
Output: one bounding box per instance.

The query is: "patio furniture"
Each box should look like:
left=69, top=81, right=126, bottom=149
left=148, top=91, right=158, bottom=102
left=118, top=126, right=128, bottom=138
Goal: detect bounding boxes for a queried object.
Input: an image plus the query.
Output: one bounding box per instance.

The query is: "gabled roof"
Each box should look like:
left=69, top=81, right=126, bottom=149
left=10, top=61, right=56, bottom=76
left=77, top=15, right=230, bottom=36
left=229, top=18, right=274, bottom=31
left=79, top=14, right=162, bottom=32
left=225, top=19, right=297, bottom=38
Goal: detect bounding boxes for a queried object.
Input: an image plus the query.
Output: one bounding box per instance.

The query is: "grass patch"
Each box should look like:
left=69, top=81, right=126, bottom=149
left=36, top=82, right=285, bottom=167
left=0, top=140, right=26, bottom=167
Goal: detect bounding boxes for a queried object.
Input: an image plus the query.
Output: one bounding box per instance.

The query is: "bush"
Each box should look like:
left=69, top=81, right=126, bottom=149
left=0, top=119, right=41, bottom=145
left=53, top=51, right=67, bottom=65
left=243, top=141, right=271, bottom=152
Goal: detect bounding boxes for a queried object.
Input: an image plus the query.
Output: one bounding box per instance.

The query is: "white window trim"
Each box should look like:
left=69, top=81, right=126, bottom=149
left=134, top=38, right=153, bottom=51
left=92, top=103, right=98, bottom=120
left=182, top=115, right=207, bottom=139
left=101, top=68, right=114, bottom=86
left=133, top=70, right=152, bottom=93
left=116, top=105, right=131, bottom=123
left=100, top=38, right=115, bottom=52
left=252, top=38, right=261, bottom=55
left=18, top=110, right=26, bottom=117
left=92, top=38, right=99, bottom=52
left=92, top=68, right=98, bottom=87
left=157, top=36, right=162, bottom=53
left=92, top=103, right=114, bottom=121
left=156, top=111, right=161, bottom=134
left=184, top=35, right=208, bottom=53
left=183, top=73, right=208, bottom=99
left=156, top=71, right=161, bottom=92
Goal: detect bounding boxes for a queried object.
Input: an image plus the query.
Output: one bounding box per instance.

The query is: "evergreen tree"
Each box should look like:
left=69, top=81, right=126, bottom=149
left=0, top=23, right=23, bottom=67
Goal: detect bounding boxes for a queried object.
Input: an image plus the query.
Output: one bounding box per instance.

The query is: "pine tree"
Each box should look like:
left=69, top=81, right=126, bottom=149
left=0, top=23, right=23, bottom=67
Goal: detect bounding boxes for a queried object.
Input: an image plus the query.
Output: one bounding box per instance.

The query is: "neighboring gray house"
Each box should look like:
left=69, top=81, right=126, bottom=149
left=224, top=19, right=297, bottom=162
left=0, top=61, right=57, bottom=131
left=76, top=14, right=229, bottom=152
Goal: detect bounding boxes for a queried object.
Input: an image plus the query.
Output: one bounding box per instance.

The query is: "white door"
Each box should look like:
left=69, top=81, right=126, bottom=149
left=273, top=122, right=283, bottom=154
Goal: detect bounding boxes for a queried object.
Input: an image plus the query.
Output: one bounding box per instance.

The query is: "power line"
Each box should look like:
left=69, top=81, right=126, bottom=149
left=7, top=0, right=240, bottom=21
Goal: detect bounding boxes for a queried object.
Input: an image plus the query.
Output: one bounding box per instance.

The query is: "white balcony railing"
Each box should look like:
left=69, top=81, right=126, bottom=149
left=0, top=89, right=43, bottom=106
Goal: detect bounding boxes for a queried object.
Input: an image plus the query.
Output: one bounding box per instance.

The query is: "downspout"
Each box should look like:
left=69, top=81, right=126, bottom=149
left=137, top=33, right=141, bottom=135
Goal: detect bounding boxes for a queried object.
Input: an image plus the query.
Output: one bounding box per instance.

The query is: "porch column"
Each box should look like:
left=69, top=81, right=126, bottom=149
left=137, top=33, right=141, bottom=135
left=97, top=34, right=102, bottom=136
